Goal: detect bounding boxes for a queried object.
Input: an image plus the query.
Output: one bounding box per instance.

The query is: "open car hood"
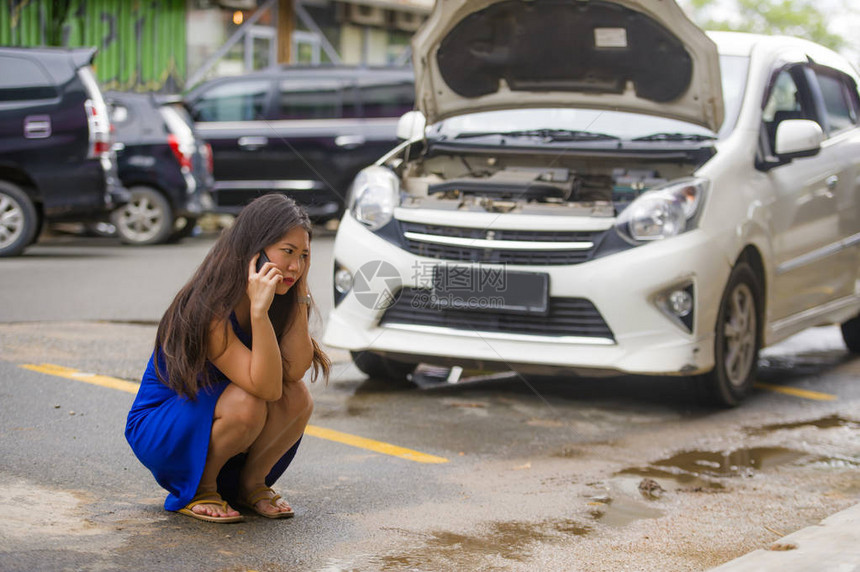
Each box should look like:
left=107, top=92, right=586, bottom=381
left=411, top=0, right=724, bottom=131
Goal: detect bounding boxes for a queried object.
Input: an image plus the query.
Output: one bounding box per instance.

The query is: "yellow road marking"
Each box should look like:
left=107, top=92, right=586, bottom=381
left=304, top=425, right=448, bottom=464
left=21, top=363, right=142, bottom=394
left=20, top=363, right=449, bottom=464
left=754, top=382, right=837, bottom=401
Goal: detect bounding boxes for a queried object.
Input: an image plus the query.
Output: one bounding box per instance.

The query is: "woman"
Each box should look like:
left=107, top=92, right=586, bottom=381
left=125, top=194, right=330, bottom=523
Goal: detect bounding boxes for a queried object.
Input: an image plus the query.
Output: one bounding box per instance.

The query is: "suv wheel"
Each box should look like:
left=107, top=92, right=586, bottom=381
left=696, top=262, right=762, bottom=407
left=112, top=187, right=174, bottom=245
left=0, top=181, right=38, bottom=257
left=351, top=351, right=417, bottom=384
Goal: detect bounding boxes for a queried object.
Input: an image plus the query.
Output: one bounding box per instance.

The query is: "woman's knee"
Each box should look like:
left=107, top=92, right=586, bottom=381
left=278, top=382, right=313, bottom=420
left=216, top=385, right=268, bottom=431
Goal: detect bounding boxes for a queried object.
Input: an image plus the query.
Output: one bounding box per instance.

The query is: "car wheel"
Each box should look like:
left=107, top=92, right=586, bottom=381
left=350, top=351, right=417, bottom=384
left=0, top=181, right=39, bottom=257
left=697, top=262, right=762, bottom=407
left=112, top=187, right=174, bottom=245
left=840, top=314, right=860, bottom=353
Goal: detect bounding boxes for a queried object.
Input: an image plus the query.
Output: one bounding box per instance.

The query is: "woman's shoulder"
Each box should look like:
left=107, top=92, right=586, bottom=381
left=207, top=310, right=252, bottom=353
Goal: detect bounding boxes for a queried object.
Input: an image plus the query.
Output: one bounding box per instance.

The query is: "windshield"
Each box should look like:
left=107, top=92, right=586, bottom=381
left=430, top=54, right=749, bottom=142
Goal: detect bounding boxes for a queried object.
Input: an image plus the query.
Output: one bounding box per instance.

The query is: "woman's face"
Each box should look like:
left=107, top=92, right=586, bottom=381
left=263, top=226, right=310, bottom=296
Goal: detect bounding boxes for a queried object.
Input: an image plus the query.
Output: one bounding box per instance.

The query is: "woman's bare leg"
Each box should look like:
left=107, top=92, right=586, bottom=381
left=192, top=383, right=267, bottom=518
left=238, top=380, right=313, bottom=515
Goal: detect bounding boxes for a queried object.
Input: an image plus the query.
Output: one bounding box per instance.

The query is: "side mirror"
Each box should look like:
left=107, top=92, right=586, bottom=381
left=396, top=110, right=426, bottom=140
left=774, top=119, right=823, bottom=159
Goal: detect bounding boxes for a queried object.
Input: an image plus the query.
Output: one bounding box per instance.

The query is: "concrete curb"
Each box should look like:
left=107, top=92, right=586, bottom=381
left=708, top=502, right=860, bottom=571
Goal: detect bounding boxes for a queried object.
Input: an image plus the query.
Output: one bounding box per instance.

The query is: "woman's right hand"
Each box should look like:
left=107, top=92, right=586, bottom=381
left=248, top=254, right=282, bottom=318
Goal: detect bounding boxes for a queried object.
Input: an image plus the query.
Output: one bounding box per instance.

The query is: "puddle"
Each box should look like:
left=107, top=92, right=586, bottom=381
left=551, top=519, right=593, bottom=536
left=746, top=414, right=860, bottom=436
left=618, top=447, right=809, bottom=491
left=651, top=447, right=808, bottom=478
left=802, top=454, right=860, bottom=469
left=588, top=496, right=663, bottom=527
left=351, top=519, right=591, bottom=571
left=618, top=466, right=725, bottom=490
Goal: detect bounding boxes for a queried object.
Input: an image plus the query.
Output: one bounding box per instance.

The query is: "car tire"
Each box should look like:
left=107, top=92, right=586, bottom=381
left=112, top=186, right=174, bottom=245
left=840, top=314, right=860, bottom=353
left=696, top=261, right=762, bottom=407
left=350, top=351, right=417, bottom=384
left=0, top=181, right=39, bottom=257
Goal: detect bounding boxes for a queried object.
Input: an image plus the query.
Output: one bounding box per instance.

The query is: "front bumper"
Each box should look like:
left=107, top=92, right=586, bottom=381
left=324, top=213, right=731, bottom=376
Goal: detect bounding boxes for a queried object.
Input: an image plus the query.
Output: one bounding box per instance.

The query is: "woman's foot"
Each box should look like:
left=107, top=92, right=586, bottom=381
left=239, top=485, right=295, bottom=518
left=178, top=491, right=243, bottom=523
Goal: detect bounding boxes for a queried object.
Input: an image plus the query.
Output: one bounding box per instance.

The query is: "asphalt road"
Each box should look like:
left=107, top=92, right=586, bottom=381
left=1, top=229, right=858, bottom=571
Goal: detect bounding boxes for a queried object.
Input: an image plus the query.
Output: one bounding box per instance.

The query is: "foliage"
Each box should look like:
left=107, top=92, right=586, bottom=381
left=681, top=0, right=846, bottom=52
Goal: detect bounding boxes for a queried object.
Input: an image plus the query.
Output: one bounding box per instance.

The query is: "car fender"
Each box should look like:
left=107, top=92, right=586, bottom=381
left=0, top=164, right=43, bottom=204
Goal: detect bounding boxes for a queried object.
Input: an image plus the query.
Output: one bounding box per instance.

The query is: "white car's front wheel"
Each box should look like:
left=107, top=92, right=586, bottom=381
left=698, top=261, right=762, bottom=407
left=351, top=351, right=417, bottom=385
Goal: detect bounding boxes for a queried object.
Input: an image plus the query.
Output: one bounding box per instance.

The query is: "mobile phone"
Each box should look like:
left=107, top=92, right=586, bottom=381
left=255, top=250, right=270, bottom=272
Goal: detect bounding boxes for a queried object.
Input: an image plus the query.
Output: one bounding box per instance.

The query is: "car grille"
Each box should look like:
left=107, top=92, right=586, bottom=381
left=398, top=221, right=606, bottom=265
left=381, top=288, right=614, bottom=340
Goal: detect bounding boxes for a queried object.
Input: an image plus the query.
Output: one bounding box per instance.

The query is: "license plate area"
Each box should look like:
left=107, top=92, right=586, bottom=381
left=432, top=265, right=549, bottom=315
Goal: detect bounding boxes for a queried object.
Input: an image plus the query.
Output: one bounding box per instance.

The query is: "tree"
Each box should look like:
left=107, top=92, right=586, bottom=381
left=680, top=0, right=846, bottom=52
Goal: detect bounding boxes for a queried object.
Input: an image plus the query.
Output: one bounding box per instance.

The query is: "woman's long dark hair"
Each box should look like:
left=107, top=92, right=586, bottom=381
left=154, top=194, right=330, bottom=399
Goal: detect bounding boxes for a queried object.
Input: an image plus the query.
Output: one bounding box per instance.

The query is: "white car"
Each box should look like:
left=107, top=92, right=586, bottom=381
left=323, top=0, right=860, bottom=406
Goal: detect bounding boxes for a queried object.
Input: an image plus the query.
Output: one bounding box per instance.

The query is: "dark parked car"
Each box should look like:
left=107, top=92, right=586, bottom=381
left=184, top=65, right=414, bottom=221
left=0, top=46, right=127, bottom=257
left=105, top=92, right=215, bottom=245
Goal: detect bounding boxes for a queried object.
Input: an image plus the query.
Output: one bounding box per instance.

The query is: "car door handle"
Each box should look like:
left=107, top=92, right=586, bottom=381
left=816, top=175, right=838, bottom=199
left=23, top=115, right=52, bottom=139
left=238, top=136, right=268, bottom=149
left=335, top=135, right=365, bottom=149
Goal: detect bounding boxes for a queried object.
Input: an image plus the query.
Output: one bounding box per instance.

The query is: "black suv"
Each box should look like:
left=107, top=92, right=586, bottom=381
left=185, top=65, right=414, bottom=221
left=106, top=92, right=215, bottom=245
left=0, top=46, right=127, bottom=257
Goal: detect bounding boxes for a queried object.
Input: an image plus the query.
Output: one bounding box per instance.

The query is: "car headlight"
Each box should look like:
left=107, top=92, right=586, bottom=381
left=350, top=166, right=399, bottom=231
left=616, top=178, right=708, bottom=243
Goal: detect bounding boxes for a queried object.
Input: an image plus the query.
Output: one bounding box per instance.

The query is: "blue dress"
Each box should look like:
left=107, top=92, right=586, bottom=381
left=125, top=313, right=301, bottom=511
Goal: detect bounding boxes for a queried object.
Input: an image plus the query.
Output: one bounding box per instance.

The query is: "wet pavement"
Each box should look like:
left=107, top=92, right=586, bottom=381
left=1, top=234, right=858, bottom=570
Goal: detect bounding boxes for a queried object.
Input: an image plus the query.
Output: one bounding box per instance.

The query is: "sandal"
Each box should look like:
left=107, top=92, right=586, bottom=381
left=177, top=491, right=244, bottom=523
left=239, top=486, right=295, bottom=519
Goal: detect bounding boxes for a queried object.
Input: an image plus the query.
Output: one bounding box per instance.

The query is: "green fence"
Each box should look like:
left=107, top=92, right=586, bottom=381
left=2, top=0, right=187, bottom=93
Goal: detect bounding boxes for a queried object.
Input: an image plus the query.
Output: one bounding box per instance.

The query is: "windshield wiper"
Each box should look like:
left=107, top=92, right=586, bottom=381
left=632, top=132, right=717, bottom=142
left=455, top=129, right=620, bottom=142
